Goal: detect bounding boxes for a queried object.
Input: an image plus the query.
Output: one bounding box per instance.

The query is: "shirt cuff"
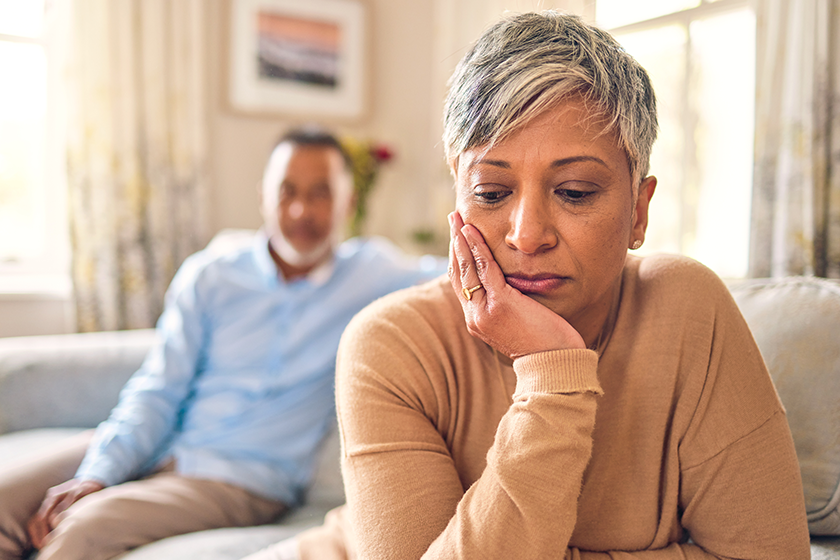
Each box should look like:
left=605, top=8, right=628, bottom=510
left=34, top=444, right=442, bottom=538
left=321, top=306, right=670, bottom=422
left=512, top=349, right=602, bottom=396
left=75, top=454, right=122, bottom=488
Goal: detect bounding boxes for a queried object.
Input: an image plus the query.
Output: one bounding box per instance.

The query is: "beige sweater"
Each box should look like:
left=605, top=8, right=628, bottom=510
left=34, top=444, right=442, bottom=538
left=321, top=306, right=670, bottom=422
left=299, top=254, right=810, bottom=559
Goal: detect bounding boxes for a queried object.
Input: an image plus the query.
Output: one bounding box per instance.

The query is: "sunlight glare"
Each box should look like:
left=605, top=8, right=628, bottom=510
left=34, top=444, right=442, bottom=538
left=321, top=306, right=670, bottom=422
left=0, top=0, right=44, bottom=38
left=596, top=0, right=699, bottom=29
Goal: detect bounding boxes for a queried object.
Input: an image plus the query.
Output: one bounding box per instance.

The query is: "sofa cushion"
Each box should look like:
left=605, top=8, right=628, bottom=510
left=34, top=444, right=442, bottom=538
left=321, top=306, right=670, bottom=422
left=813, top=537, right=840, bottom=560
left=0, top=329, right=155, bottom=433
left=729, top=276, right=840, bottom=536
left=116, top=513, right=325, bottom=560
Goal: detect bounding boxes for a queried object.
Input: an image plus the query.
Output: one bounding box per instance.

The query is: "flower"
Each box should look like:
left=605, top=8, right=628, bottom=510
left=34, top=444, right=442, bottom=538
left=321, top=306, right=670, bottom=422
left=371, top=145, right=394, bottom=163
left=341, top=137, right=396, bottom=237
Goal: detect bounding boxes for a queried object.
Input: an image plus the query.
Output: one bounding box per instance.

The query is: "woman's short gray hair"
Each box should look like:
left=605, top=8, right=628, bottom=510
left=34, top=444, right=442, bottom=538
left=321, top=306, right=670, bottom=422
left=443, top=11, right=658, bottom=186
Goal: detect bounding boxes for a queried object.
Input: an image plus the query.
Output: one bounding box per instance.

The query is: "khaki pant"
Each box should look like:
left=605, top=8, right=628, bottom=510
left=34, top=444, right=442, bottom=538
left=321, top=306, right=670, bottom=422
left=0, top=431, right=286, bottom=560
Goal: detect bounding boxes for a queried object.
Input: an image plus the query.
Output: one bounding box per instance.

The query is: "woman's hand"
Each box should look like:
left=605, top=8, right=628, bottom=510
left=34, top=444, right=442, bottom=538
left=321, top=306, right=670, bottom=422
left=27, top=478, right=105, bottom=549
left=448, top=211, right=585, bottom=359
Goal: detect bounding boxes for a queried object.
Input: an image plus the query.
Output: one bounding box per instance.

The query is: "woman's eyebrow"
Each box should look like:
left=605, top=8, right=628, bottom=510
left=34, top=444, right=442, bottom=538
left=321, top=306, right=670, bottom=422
left=550, top=155, right=609, bottom=168
left=467, top=158, right=511, bottom=170
left=467, top=154, right=610, bottom=171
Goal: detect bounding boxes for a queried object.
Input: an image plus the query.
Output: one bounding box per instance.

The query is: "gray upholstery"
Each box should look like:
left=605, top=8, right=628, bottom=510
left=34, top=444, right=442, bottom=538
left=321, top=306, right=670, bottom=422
left=729, top=276, right=840, bottom=538
left=0, top=329, right=153, bottom=433
left=0, top=275, right=838, bottom=558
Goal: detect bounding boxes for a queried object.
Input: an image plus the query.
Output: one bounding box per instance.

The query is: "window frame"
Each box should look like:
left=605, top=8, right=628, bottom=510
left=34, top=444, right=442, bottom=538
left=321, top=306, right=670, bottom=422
left=0, top=5, right=71, bottom=296
left=600, top=0, right=756, bottom=278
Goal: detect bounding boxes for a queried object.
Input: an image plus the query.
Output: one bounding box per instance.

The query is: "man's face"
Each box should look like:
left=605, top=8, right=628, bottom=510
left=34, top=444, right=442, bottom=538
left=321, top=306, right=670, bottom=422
left=260, top=143, right=353, bottom=272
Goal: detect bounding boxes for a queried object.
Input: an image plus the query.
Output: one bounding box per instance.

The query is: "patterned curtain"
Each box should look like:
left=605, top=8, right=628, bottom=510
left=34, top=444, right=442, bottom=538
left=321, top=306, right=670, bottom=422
left=750, top=0, right=840, bottom=278
left=66, top=0, right=209, bottom=331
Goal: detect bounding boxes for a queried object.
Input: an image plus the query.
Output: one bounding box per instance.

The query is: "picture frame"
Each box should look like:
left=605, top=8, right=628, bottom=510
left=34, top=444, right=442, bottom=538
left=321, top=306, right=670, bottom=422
left=228, top=0, right=367, bottom=119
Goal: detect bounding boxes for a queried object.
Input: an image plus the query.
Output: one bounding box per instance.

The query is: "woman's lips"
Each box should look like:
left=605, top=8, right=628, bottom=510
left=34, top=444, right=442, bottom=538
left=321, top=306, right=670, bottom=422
left=505, top=274, right=566, bottom=294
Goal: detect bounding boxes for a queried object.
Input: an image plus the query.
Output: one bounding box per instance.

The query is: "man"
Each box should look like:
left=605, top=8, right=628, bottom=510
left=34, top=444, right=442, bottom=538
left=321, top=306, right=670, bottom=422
left=0, top=126, right=443, bottom=560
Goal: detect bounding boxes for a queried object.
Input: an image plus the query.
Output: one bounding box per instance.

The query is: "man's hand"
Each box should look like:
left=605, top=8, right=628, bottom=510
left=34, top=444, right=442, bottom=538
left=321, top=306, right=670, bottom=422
left=27, top=478, right=105, bottom=549
left=448, top=211, right=586, bottom=360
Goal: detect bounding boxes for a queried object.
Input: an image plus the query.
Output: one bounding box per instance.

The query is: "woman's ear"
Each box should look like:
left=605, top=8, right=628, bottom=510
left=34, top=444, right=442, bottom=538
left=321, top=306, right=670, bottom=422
left=629, top=176, right=657, bottom=249
left=449, top=156, right=460, bottom=180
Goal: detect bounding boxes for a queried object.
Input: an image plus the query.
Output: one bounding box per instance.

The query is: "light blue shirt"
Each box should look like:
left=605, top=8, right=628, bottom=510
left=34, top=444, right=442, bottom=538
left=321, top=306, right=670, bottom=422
left=76, top=232, right=445, bottom=506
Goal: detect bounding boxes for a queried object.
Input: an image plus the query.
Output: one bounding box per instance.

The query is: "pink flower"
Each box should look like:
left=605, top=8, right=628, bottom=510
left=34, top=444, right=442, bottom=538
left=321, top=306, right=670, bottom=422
left=371, top=145, right=394, bottom=163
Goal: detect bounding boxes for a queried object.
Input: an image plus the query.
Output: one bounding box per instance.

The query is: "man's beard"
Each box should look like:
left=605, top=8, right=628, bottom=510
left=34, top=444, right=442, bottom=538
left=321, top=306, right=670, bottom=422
left=269, top=230, right=335, bottom=268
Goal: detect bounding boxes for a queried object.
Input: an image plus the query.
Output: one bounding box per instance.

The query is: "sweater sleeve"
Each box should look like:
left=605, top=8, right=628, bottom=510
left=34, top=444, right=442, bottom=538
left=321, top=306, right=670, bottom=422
left=426, top=350, right=601, bottom=558
left=336, top=297, right=602, bottom=560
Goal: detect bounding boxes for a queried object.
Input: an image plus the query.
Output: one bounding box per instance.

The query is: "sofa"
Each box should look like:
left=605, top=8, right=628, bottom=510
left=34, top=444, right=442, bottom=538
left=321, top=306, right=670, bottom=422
left=0, top=326, right=345, bottom=560
left=0, top=275, right=838, bottom=559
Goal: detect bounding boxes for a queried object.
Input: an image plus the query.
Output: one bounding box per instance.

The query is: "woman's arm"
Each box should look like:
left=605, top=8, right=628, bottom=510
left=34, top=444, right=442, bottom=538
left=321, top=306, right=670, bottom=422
left=337, top=321, right=600, bottom=559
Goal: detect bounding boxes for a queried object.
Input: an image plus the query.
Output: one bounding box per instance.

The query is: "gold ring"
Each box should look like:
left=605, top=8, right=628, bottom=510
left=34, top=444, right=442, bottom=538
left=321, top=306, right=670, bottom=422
left=462, top=284, right=483, bottom=301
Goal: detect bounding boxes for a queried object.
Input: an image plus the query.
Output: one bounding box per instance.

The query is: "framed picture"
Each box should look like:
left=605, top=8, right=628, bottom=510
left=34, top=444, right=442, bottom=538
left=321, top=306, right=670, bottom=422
left=228, top=0, right=367, bottom=119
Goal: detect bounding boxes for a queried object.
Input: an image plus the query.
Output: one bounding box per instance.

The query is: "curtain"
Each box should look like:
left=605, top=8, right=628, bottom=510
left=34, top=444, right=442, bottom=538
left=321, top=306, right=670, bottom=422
left=66, top=0, right=208, bottom=332
left=750, top=0, right=840, bottom=278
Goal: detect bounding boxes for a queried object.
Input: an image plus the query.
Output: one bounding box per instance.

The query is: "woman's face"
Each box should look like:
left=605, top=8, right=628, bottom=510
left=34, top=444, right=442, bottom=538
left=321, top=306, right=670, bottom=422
left=453, top=99, right=654, bottom=330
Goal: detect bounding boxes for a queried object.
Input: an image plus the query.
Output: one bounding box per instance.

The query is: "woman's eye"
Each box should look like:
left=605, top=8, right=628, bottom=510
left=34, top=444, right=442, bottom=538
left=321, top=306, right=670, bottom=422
left=561, top=189, right=587, bottom=199
left=556, top=182, right=597, bottom=203
left=474, top=188, right=510, bottom=203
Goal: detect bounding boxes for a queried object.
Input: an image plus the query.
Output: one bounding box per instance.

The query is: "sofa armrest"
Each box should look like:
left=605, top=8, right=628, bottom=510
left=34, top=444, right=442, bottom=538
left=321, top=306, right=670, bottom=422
left=728, top=276, right=840, bottom=537
left=0, top=329, right=156, bottom=434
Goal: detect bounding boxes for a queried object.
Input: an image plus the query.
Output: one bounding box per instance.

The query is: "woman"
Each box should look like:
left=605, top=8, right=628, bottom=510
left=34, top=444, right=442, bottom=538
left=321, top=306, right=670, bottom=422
left=288, top=11, right=810, bottom=559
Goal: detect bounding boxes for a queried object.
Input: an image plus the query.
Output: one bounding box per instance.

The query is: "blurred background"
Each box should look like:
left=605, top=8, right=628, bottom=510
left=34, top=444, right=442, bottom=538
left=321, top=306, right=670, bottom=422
left=1, top=0, right=837, bottom=337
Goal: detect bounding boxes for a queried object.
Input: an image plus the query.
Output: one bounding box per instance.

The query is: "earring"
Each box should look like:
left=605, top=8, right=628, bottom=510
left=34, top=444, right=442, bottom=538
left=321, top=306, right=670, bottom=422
left=631, top=240, right=642, bottom=250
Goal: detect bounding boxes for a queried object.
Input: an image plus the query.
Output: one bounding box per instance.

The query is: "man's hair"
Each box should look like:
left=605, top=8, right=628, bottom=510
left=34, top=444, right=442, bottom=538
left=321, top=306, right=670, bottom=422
left=443, top=11, right=658, bottom=185
left=275, top=125, right=352, bottom=169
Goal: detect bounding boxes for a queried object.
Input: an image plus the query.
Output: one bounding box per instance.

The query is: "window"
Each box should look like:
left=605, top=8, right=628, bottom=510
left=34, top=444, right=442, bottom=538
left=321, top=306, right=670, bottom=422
left=0, top=0, right=69, bottom=290
left=597, top=0, right=756, bottom=278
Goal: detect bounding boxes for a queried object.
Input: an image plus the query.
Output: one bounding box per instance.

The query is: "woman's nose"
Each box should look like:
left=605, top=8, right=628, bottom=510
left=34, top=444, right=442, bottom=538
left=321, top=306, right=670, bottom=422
left=504, top=195, right=558, bottom=254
